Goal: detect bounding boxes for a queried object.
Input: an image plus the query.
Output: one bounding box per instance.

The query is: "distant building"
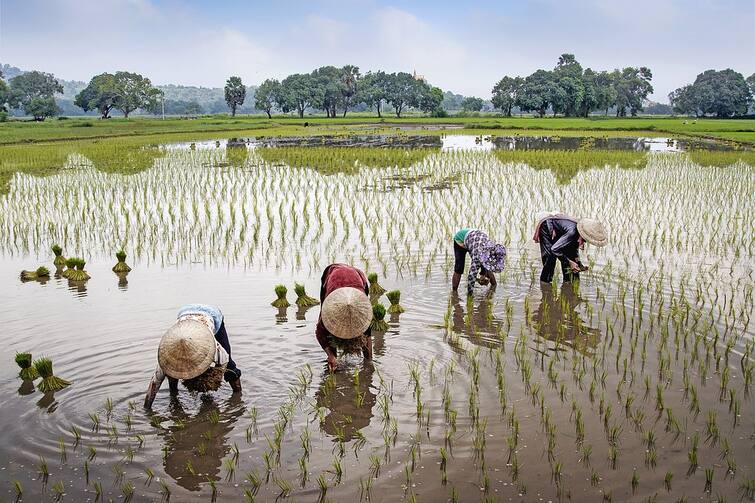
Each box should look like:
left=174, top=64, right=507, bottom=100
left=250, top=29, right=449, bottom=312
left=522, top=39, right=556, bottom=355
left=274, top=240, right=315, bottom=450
left=413, top=69, right=426, bottom=82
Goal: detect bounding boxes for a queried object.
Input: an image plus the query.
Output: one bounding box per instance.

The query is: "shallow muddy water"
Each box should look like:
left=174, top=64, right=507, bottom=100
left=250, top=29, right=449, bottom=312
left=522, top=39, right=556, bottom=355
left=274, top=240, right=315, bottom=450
left=0, top=141, right=753, bottom=502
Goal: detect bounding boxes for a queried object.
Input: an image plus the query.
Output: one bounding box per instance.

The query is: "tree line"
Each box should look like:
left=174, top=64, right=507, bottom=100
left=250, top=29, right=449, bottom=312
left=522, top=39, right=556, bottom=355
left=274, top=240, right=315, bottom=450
left=491, top=54, right=655, bottom=117
left=1, top=56, right=754, bottom=121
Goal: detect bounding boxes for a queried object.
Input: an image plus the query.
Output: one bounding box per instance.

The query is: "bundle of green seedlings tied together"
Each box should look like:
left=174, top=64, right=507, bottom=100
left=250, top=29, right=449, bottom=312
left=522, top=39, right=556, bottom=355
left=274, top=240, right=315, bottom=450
left=15, top=352, right=39, bottom=380
left=370, top=303, right=389, bottom=332
left=33, top=357, right=71, bottom=392
left=112, top=250, right=132, bottom=273
left=51, top=244, right=66, bottom=268
left=294, top=282, right=319, bottom=307
left=182, top=364, right=227, bottom=393
left=62, top=258, right=91, bottom=281
left=386, top=290, right=405, bottom=314
left=326, top=334, right=367, bottom=355
left=367, top=273, right=386, bottom=297
left=271, top=285, right=290, bottom=308
left=19, top=266, right=50, bottom=281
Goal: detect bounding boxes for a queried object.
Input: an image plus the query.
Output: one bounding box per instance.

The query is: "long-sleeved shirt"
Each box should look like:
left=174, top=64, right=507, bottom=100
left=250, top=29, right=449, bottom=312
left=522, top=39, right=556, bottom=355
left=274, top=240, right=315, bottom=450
left=315, top=263, right=369, bottom=350
left=464, top=230, right=502, bottom=295
left=540, top=218, right=581, bottom=261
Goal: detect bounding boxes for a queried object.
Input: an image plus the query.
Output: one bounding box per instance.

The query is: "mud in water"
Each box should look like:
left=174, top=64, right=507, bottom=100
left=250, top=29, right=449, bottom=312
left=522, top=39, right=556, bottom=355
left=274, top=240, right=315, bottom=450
left=0, top=143, right=752, bottom=502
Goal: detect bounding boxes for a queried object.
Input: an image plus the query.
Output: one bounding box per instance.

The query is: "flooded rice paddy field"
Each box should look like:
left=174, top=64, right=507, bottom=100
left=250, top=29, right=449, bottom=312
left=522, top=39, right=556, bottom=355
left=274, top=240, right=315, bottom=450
left=0, top=136, right=753, bottom=502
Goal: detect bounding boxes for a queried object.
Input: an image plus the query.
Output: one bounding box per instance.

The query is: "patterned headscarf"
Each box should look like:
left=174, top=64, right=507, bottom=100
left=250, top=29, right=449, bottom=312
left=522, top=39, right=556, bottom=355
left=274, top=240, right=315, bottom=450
left=480, top=243, right=506, bottom=273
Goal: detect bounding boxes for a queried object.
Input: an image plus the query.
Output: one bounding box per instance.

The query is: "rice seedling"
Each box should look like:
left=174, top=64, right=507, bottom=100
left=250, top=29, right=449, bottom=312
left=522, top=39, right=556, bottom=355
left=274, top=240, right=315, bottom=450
left=15, top=352, right=39, bottom=380
left=275, top=476, right=292, bottom=497
left=370, top=303, right=389, bottom=332
left=52, top=243, right=66, bottom=267
left=45, top=480, right=64, bottom=502
left=294, top=282, right=319, bottom=306
left=93, top=481, right=102, bottom=502
left=631, top=469, right=639, bottom=493
left=159, top=479, right=171, bottom=502
left=145, top=467, right=155, bottom=486
left=122, top=481, right=135, bottom=503
left=33, top=357, right=72, bottom=392
left=368, top=272, right=387, bottom=296
left=271, top=284, right=290, bottom=308
left=112, top=249, right=132, bottom=272
left=317, top=474, right=328, bottom=501
left=386, top=290, right=405, bottom=314
left=19, top=265, right=50, bottom=281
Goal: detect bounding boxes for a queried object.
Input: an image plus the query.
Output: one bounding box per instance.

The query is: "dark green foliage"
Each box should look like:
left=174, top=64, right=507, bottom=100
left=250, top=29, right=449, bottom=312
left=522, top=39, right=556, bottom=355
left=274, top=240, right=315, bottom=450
left=8, top=71, right=63, bottom=120
left=224, top=76, right=246, bottom=117
left=670, top=69, right=752, bottom=117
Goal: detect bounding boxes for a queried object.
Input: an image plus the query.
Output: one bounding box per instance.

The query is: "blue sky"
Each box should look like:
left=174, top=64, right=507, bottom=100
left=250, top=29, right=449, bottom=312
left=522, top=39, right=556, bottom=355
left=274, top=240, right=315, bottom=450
left=1, top=0, right=753, bottom=100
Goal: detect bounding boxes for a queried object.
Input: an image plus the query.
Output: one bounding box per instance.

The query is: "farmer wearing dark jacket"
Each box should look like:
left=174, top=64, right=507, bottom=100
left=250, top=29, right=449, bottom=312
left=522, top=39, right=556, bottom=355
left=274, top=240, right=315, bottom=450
left=316, top=263, right=373, bottom=372
left=452, top=229, right=507, bottom=295
left=533, top=212, right=607, bottom=284
left=144, top=304, right=242, bottom=408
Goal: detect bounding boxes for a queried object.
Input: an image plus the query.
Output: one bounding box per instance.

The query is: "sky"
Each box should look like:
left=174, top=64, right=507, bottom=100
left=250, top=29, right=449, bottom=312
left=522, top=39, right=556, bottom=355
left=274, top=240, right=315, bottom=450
left=1, top=0, right=753, bottom=101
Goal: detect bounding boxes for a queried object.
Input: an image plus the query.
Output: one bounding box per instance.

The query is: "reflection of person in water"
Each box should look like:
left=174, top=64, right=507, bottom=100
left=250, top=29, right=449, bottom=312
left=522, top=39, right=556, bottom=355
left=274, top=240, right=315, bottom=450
left=314, top=364, right=376, bottom=442
left=449, top=291, right=506, bottom=344
left=158, top=394, right=245, bottom=491
left=532, top=283, right=600, bottom=352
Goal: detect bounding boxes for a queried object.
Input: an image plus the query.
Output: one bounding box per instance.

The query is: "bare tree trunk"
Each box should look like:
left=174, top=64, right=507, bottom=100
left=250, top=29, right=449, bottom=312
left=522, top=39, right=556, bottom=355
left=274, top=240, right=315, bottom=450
left=266, top=110, right=272, bottom=119
left=376, top=102, right=382, bottom=118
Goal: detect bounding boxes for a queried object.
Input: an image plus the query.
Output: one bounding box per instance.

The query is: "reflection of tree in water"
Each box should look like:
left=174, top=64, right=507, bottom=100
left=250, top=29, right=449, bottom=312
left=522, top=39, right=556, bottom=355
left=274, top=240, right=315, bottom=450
left=314, top=364, right=376, bottom=442
left=157, top=394, right=245, bottom=491
left=449, top=292, right=506, bottom=349
left=531, top=283, right=600, bottom=354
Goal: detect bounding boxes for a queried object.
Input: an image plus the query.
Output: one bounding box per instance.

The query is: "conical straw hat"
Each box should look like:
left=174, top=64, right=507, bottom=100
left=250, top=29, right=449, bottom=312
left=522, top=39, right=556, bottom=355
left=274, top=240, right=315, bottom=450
left=158, top=319, right=216, bottom=379
left=321, top=287, right=372, bottom=340
left=577, top=218, right=608, bottom=247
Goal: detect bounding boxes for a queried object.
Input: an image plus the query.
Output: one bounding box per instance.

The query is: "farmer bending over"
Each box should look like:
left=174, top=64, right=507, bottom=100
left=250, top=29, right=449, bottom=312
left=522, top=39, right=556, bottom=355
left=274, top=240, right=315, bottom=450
left=452, top=228, right=507, bottom=295
left=316, top=263, right=373, bottom=372
left=144, top=304, right=242, bottom=408
left=533, top=212, right=607, bottom=284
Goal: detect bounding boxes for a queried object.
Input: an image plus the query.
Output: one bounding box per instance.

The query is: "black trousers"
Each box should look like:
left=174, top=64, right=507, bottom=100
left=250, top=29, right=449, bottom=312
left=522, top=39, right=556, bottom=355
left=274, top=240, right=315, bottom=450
left=453, top=241, right=467, bottom=274
left=538, top=225, right=579, bottom=284
left=215, top=321, right=241, bottom=381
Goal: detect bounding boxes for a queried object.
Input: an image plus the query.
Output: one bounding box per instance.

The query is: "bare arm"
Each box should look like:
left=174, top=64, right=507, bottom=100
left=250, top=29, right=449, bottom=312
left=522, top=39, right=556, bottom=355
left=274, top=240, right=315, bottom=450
left=144, top=366, right=166, bottom=409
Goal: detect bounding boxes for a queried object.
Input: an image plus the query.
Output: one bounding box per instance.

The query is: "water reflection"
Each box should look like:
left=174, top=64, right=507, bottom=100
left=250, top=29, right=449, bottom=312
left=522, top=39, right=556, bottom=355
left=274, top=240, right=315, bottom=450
left=17, top=379, right=35, bottom=396
left=314, top=364, right=376, bottom=442
left=449, top=292, right=506, bottom=347
left=36, top=391, right=58, bottom=413
left=532, top=283, right=600, bottom=353
left=115, top=272, right=129, bottom=290
left=157, top=394, right=245, bottom=491
left=67, top=279, right=88, bottom=297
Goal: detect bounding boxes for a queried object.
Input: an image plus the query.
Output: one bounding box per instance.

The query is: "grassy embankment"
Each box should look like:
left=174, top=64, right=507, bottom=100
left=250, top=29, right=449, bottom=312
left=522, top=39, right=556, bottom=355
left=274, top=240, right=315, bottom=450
left=1, top=115, right=753, bottom=194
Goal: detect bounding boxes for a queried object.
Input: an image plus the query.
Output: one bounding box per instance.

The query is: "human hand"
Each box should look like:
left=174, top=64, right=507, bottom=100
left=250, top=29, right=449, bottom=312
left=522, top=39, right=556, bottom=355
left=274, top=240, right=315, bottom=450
left=327, top=355, right=338, bottom=373
left=477, top=275, right=490, bottom=286
left=568, top=260, right=581, bottom=274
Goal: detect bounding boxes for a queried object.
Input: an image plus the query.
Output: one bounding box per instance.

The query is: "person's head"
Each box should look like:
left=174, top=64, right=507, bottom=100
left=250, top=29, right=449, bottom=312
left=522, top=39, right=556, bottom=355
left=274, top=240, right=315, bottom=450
left=158, top=319, right=216, bottom=380
left=576, top=218, right=608, bottom=247
left=321, top=287, right=372, bottom=340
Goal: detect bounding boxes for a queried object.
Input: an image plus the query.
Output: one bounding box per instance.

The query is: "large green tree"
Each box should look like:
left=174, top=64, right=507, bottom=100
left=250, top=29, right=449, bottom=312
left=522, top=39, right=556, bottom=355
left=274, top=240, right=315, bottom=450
left=74, top=73, right=119, bottom=118
left=224, top=76, right=246, bottom=116
left=339, top=65, right=360, bottom=117
left=419, top=86, right=444, bottom=115
left=614, top=67, right=653, bottom=116
left=552, top=54, right=585, bottom=117
left=279, top=73, right=316, bottom=118
left=8, top=70, right=63, bottom=120
left=491, top=76, right=524, bottom=116
left=114, top=72, right=162, bottom=118
left=255, top=79, right=280, bottom=119
left=461, top=96, right=484, bottom=112
left=386, top=72, right=421, bottom=118
left=0, top=69, right=8, bottom=113
left=359, top=71, right=390, bottom=117
left=515, top=70, right=558, bottom=117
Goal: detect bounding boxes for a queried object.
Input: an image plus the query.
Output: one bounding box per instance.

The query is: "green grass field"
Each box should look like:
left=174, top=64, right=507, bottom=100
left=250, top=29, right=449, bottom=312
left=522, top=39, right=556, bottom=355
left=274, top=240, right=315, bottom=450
left=1, top=114, right=754, bottom=145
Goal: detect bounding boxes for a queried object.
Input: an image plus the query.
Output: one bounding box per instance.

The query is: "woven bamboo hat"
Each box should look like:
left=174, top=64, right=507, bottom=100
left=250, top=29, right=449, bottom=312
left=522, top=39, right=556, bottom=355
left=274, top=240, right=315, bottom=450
left=321, top=287, right=372, bottom=340
left=577, top=218, right=608, bottom=247
left=158, top=319, right=216, bottom=379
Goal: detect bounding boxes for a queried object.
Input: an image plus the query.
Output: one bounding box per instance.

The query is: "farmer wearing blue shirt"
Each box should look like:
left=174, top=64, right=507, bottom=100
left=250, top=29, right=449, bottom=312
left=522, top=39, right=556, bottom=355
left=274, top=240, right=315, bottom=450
left=452, top=228, right=507, bottom=295
left=144, top=304, right=242, bottom=408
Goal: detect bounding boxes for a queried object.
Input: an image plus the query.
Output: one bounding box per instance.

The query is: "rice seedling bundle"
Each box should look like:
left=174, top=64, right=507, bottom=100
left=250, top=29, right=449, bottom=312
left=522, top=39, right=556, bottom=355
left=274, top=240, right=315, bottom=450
left=33, top=357, right=72, bottom=392
left=294, top=282, right=319, bottom=306
left=271, top=284, right=290, bottom=308
left=52, top=244, right=66, bottom=268
left=326, top=334, right=367, bottom=355
left=111, top=250, right=132, bottom=273
left=370, top=303, right=389, bottom=332
left=66, top=258, right=91, bottom=281
left=182, top=364, right=226, bottom=393
left=15, top=352, right=39, bottom=380
left=367, top=272, right=386, bottom=297
left=19, top=266, right=50, bottom=281
left=386, top=290, right=405, bottom=314
left=61, top=257, right=77, bottom=279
